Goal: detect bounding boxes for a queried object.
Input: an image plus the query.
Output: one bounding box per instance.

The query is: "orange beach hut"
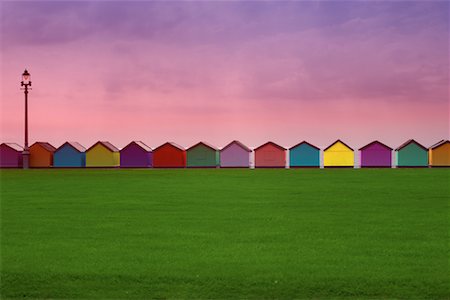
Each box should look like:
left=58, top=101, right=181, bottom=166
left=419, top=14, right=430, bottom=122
left=429, top=140, right=450, bottom=167
left=30, top=142, right=56, bottom=167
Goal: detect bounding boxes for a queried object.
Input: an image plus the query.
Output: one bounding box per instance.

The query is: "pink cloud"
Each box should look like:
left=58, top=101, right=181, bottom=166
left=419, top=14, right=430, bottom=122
left=1, top=1, right=448, bottom=150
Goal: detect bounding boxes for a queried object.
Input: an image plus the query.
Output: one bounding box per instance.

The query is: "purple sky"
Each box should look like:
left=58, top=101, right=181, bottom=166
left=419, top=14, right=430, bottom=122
left=1, top=1, right=448, bottom=149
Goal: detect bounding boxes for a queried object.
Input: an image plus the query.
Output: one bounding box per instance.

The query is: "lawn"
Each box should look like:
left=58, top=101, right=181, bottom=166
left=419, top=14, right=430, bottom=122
left=0, top=169, right=448, bottom=299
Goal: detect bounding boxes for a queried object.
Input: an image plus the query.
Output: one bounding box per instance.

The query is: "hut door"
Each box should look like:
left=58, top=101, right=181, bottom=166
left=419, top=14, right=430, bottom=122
left=199, top=149, right=206, bottom=161
left=267, top=150, right=276, bottom=162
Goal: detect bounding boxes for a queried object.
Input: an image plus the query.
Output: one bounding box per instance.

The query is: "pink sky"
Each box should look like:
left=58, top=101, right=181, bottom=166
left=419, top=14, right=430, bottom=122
left=1, top=1, right=448, bottom=150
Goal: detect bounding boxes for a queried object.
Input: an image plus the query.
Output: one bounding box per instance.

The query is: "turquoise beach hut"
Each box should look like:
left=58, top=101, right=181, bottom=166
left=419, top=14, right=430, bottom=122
left=395, top=139, right=428, bottom=167
left=289, top=141, right=320, bottom=168
left=54, top=142, right=86, bottom=167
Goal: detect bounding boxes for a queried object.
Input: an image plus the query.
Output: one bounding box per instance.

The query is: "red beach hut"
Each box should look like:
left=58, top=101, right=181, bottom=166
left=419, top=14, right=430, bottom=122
left=153, top=142, right=186, bottom=168
left=254, top=142, right=286, bottom=168
left=0, top=143, right=23, bottom=168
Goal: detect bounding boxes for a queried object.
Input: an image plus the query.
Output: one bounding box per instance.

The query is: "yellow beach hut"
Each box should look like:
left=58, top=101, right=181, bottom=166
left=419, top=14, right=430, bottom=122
left=86, top=141, right=120, bottom=167
left=323, top=140, right=354, bottom=168
left=429, top=140, right=450, bottom=167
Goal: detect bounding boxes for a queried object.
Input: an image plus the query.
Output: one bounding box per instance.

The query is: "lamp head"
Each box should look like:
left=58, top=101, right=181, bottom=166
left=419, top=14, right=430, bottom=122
left=22, top=69, right=31, bottom=85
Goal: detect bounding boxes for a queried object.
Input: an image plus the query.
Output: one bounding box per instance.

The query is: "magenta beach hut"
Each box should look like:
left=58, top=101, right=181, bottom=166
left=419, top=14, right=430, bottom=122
left=359, top=141, right=393, bottom=168
left=120, top=141, right=152, bottom=168
left=0, top=143, right=23, bottom=168
left=220, top=140, right=251, bottom=168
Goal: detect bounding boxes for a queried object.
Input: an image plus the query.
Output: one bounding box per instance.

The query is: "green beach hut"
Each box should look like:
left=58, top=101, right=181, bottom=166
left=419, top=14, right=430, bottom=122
left=395, top=139, right=428, bottom=167
left=187, top=142, right=220, bottom=168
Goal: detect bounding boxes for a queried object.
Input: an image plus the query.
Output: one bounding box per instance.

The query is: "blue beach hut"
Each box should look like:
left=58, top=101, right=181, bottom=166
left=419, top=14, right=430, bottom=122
left=54, top=142, right=86, bottom=167
left=289, top=141, right=320, bottom=168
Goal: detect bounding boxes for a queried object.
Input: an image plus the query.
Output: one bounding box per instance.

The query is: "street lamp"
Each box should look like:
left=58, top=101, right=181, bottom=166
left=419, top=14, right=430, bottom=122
left=21, top=69, right=31, bottom=169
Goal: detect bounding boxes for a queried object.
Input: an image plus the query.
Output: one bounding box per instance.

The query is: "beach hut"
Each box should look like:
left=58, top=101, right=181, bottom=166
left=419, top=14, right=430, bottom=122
left=395, top=139, right=428, bottom=167
left=254, top=142, right=286, bottom=168
left=187, top=142, right=220, bottom=168
left=220, top=140, right=251, bottom=168
left=0, top=143, right=23, bottom=168
left=359, top=140, right=393, bottom=168
left=153, top=142, right=186, bottom=168
left=429, top=140, right=450, bottom=167
left=289, top=141, right=320, bottom=168
left=54, top=142, right=86, bottom=168
left=86, top=141, right=120, bottom=167
left=323, top=140, right=354, bottom=168
left=29, top=142, right=56, bottom=168
left=120, top=141, right=152, bottom=168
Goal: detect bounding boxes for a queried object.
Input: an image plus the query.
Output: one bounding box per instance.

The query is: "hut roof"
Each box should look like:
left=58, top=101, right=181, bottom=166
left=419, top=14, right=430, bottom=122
left=323, top=140, right=354, bottom=151
left=87, top=141, right=119, bottom=152
left=254, top=141, right=286, bottom=151
left=31, top=142, right=56, bottom=152
left=429, top=139, right=449, bottom=150
left=221, top=140, right=251, bottom=152
left=58, top=141, right=86, bottom=152
left=1, top=143, right=23, bottom=152
left=123, top=141, right=152, bottom=152
left=358, top=140, right=393, bottom=151
left=154, top=142, right=185, bottom=152
left=289, top=141, right=320, bottom=151
left=395, top=139, right=427, bottom=151
left=187, top=141, right=219, bottom=151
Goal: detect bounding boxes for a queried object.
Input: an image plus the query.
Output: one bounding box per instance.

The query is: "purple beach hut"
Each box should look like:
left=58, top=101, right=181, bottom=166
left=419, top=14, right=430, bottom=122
left=220, top=140, right=251, bottom=168
left=0, top=143, right=23, bottom=168
left=359, top=140, right=393, bottom=168
left=120, top=141, right=152, bottom=168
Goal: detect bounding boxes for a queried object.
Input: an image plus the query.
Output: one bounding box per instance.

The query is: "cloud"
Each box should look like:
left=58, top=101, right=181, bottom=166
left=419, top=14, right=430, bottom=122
left=222, top=7, right=449, bottom=104
left=1, top=1, right=448, bottom=146
left=1, top=2, right=93, bottom=46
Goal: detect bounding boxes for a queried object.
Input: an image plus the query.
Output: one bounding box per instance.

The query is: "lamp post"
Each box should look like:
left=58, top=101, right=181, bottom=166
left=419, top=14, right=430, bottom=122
left=21, top=69, right=31, bottom=169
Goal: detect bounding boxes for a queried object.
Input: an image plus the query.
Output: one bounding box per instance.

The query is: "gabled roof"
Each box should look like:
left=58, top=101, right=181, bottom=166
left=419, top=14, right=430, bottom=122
left=87, top=141, right=119, bottom=152
left=429, top=139, right=449, bottom=150
left=1, top=143, right=23, bottom=152
left=289, top=141, right=320, bottom=151
left=153, top=142, right=185, bottom=152
left=359, top=140, right=393, bottom=151
left=57, top=141, right=86, bottom=153
left=187, top=141, right=219, bottom=151
left=254, top=141, right=286, bottom=151
left=323, top=139, right=354, bottom=151
left=122, top=141, right=152, bottom=152
left=395, top=139, right=427, bottom=151
left=31, top=142, right=56, bottom=152
left=220, top=140, right=251, bottom=152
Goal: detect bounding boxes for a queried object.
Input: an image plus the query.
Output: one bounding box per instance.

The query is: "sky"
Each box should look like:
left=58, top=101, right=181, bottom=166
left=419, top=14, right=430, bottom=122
left=1, top=1, right=448, bottom=150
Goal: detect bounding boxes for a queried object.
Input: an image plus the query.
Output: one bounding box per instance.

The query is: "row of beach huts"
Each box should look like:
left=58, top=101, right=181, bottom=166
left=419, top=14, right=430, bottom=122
left=0, top=139, right=449, bottom=168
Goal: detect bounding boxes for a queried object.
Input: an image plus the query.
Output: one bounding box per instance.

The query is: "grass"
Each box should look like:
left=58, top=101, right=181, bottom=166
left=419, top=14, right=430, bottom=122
left=0, top=168, right=449, bottom=299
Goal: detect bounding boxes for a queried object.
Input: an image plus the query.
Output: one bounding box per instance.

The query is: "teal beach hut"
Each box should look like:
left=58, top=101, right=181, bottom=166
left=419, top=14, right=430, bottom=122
left=289, top=141, right=320, bottom=168
left=395, top=139, right=428, bottom=167
left=54, top=142, right=86, bottom=167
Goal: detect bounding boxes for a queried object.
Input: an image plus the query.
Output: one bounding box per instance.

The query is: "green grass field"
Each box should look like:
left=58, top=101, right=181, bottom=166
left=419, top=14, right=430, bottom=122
left=0, top=169, right=448, bottom=299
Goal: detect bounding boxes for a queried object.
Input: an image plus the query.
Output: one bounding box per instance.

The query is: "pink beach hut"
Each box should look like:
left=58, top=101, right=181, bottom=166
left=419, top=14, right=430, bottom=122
left=254, top=142, right=286, bottom=168
left=220, top=140, right=251, bottom=168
